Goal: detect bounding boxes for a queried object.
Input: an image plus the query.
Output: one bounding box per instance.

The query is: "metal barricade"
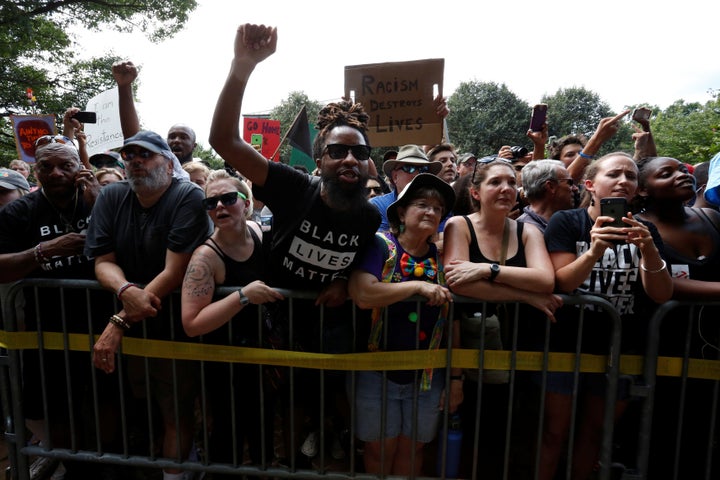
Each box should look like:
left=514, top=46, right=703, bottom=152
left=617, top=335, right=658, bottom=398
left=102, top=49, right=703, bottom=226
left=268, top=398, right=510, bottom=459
left=0, top=279, right=631, bottom=480
left=627, top=300, right=720, bottom=480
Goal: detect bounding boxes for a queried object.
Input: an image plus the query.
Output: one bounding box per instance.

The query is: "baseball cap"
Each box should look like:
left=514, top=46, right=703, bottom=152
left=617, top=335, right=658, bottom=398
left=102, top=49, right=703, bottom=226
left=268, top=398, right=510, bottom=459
left=120, top=130, right=171, bottom=154
left=457, top=152, right=477, bottom=165
left=0, top=168, right=30, bottom=191
left=89, top=151, right=124, bottom=169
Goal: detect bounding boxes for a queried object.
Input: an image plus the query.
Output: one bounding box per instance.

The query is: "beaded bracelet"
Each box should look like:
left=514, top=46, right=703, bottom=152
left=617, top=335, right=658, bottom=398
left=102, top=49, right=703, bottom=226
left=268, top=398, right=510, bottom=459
left=116, top=282, right=137, bottom=299
left=640, top=259, right=667, bottom=274
left=577, top=150, right=595, bottom=160
left=34, top=243, right=48, bottom=264
left=109, top=314, right=131, bottom=331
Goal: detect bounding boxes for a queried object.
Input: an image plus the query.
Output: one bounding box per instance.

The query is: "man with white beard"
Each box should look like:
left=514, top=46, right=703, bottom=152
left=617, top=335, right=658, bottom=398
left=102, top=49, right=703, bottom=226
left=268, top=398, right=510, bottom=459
left=85, top=130, right=211, bottom=480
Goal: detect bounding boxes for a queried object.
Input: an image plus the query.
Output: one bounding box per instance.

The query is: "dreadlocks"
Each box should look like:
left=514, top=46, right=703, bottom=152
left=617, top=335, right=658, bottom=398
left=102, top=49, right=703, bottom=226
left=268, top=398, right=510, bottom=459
left=312, top=100, right=371, bottom=159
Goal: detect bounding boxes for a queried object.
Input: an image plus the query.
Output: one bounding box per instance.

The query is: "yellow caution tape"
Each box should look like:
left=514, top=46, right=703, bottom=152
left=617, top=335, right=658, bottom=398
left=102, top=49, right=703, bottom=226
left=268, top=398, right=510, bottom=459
left=1, top=330, right=719, bottom=380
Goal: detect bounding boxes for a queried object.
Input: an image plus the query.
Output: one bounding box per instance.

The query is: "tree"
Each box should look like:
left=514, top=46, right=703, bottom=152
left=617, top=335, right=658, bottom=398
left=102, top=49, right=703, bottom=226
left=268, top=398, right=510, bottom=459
left=651, top=93, right=720, bottom=163
left=0, top=0, right=198, bottom=165
left=446, top=81, right=531, bottom=156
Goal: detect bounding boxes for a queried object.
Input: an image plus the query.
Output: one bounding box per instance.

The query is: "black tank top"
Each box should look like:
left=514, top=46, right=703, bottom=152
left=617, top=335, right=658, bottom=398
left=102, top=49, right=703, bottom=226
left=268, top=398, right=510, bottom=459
left=202, top=227, right=266, bottom=346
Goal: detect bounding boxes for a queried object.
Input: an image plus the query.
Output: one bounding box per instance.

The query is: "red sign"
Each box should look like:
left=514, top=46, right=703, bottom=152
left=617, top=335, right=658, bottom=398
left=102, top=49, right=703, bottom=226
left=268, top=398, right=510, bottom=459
left=10, top=115, right=56, bottom=163
left=243, top=117, right=281, bottom=161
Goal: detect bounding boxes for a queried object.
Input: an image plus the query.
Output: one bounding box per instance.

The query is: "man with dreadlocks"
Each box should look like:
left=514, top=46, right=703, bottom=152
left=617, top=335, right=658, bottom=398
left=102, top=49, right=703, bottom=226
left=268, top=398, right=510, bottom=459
left=210, top=23, right=381, bottom=463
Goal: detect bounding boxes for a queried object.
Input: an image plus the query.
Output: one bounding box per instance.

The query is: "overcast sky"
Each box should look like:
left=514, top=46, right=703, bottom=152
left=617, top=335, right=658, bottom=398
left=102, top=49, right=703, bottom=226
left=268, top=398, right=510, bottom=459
left=74, top=0, right=720, bottom=149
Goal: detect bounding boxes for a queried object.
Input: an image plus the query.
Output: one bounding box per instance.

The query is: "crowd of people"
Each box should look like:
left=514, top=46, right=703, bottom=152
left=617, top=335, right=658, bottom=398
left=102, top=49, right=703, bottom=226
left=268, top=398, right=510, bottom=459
left=1, top=22, right=720, bottom=480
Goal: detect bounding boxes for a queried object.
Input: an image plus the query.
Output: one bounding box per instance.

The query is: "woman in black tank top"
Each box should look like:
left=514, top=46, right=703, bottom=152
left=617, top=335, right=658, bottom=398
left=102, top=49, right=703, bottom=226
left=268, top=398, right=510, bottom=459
left=181, top=170, right=284, bottom=471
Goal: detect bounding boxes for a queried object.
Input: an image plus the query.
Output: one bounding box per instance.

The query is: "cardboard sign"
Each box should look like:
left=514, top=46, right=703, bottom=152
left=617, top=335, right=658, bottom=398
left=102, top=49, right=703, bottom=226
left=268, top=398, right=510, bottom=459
left=243, top=117, right=281, bottom=161
left=345, top=58, right=444, bottom=147
left=83, top=87, right=124, bottom=156
left=10, top=114, right=56, bottom=163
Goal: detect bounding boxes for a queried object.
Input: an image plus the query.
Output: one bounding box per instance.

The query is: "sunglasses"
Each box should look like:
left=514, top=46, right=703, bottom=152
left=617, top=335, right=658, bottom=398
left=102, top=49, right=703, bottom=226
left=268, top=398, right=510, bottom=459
left=398, top=164, right=430, bottom=175
left=121, top=149, right=155, bottom=161
left=472, top=156, right=513, bottom=179
left=554, top=178, right=574, bottom=186
left=323, top=144, right=372, bottom=161
left=368, top=186, right=384, bottom=194
left=202, top=191, right=248, bottom=211
left=34, top=135, right=75, bottom=148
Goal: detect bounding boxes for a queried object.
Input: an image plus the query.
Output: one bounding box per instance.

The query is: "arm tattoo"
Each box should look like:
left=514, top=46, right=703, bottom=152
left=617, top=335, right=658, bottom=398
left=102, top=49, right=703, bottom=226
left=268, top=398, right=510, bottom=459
left=183, top=257, right=215, bottom=297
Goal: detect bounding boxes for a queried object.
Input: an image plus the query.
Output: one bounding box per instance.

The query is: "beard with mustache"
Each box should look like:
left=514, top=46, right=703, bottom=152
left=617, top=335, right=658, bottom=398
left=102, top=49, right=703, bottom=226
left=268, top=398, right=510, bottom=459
left=320, top=169, right=369, bottom=213
left=126, top=160, right=172, bottom=193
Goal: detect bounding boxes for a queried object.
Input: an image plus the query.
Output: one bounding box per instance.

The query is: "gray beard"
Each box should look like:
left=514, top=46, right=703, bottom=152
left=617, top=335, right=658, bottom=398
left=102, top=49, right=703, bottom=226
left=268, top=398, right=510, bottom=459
left=127, top=165, right=171, bottom=192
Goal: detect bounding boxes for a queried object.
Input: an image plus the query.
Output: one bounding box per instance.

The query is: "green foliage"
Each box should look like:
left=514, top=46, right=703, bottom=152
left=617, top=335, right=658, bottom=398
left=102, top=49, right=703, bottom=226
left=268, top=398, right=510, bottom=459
left=446, top=81, right=530, bottom=156
left=0, top=0, right=198, bottom=163
left=268, top=91, right=323, bottom=163
left=651, top=93, right=720, bottom=163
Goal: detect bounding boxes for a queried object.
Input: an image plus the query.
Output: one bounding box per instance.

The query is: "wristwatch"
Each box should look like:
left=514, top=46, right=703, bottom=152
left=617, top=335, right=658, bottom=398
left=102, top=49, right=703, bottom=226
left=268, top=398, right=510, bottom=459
left=489, top=263, right=500, bottom=282
left=238, top=289, right=250, bottom=306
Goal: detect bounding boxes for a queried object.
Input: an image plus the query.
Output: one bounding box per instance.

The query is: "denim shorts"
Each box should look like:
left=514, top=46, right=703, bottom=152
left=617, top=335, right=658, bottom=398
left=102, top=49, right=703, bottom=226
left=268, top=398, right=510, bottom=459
left=348, top=370, right=444, bottom=443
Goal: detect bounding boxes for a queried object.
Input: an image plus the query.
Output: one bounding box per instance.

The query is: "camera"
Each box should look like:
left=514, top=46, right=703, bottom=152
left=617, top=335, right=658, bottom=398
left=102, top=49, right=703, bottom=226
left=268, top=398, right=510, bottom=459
left=509, top=146, right=529, bottom=159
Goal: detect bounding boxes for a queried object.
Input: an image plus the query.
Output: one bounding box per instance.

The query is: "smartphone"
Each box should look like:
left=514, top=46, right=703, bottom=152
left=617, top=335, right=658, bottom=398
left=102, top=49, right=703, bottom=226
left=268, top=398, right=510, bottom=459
left=529, top=104, right=548, bottom=132
left=600, top=197, right=628, bottom=228
left=631, top=107, right=651, bottom=123
left=251, top=133, right=263, bottom=152
left=72, top=111, right=97, bottom=123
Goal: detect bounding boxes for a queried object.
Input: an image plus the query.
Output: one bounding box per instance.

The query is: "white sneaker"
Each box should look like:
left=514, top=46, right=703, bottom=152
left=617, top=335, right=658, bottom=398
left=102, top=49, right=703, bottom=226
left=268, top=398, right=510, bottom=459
left=300, top=431, right=318, bottom=457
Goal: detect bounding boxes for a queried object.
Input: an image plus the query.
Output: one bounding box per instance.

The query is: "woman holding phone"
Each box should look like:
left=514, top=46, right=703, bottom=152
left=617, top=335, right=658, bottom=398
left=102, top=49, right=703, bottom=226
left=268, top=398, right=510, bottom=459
left=540, top=152, right=672, bottom=480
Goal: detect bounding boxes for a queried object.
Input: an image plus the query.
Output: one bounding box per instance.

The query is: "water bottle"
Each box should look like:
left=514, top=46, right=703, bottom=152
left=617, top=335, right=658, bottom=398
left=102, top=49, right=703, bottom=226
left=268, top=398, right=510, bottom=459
left=437, top=413, right=463, bottom=478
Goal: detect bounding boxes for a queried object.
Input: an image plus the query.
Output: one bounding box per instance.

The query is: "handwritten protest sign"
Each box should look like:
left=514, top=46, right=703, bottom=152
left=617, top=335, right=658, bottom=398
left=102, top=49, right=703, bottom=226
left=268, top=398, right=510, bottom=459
left=243, top=117, right=281, bottom=161
left=84, top=87, right=124, bottom=156
left=345, top=58, right=444, bottom=147
left=10, top=115, right=56, bottom=163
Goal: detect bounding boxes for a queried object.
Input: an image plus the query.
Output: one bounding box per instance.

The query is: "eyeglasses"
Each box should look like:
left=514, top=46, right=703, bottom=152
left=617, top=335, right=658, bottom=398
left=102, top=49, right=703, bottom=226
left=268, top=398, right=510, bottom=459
left=323, top=144, right=372, bottom=161
left=368, top=186, right=384, bottom=194
left=34, top=135, right=75, bottom=148
left=398, top=165, right=430, bottom=175
left=202, top=191, right=248, bottom=211
left=408, top=201, right=444, bottom=215
left=554, top=177, right=574, bottom=186
left=121, top=149, right=155, bottom=161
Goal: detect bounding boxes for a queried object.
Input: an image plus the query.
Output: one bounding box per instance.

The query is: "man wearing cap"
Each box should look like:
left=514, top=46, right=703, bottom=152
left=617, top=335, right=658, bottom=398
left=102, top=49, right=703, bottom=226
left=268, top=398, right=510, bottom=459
left=0, top=167, right=30, bottom=209
left=456, top=152, right=477, bottom=179
left=85, top=130, right=212, bottom=480
left=89, top=150, right=125, bottom=177
left=371, top=144, right=442, bottom=232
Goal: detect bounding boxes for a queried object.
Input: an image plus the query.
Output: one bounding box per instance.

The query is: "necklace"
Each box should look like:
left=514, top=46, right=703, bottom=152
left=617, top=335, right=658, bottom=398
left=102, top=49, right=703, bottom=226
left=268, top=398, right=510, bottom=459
left=41, top=188, right=78, bottom=233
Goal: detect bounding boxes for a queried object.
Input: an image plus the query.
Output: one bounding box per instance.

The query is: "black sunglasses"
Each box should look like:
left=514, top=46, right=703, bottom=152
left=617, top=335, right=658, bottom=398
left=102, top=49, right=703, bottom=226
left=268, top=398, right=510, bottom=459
left=368, top=186, right=384, bottom=194
left=323, top=144, right=372, bottom=161
left=202, top=191, right=248, bottom=211
left=121, top=149, right=155, bottom=161
left=398, top=164, right=430, bottom=175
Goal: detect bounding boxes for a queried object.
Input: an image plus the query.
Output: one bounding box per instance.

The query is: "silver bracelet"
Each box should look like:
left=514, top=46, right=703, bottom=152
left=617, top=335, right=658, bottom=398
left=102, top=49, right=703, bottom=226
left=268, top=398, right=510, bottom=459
left=640, top=259, right=667, bottom=274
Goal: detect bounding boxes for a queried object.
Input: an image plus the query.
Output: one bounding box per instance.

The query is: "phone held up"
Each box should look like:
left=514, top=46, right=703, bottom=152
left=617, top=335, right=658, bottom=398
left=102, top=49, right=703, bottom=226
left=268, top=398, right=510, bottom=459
left=72, top=111, right=97, bottom=123
left=529, top=104, right=548, bottom=132
left=631, top=107, right=651, bottom=123
left=600, top=197, right=628, bottom=228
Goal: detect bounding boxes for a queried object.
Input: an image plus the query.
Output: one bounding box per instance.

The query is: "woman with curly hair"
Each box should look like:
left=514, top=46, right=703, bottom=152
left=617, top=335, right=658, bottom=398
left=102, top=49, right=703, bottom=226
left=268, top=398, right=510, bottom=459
left=210, top=23, right=381, bottom=463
